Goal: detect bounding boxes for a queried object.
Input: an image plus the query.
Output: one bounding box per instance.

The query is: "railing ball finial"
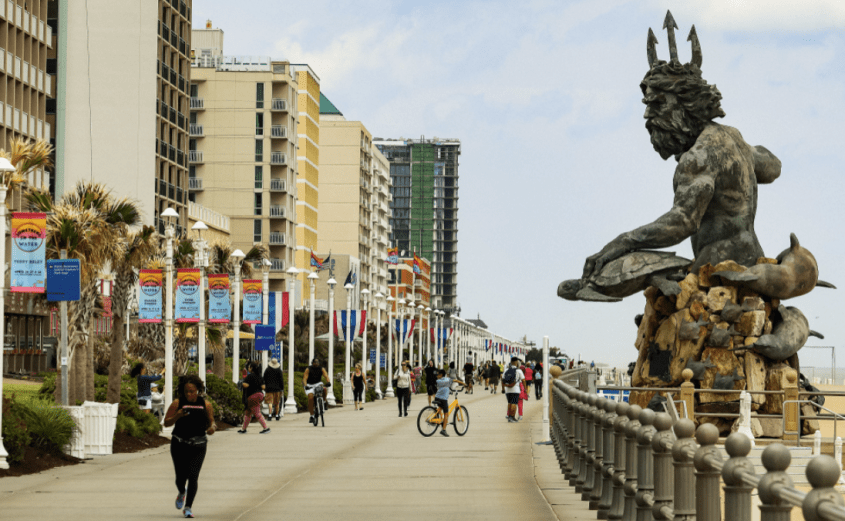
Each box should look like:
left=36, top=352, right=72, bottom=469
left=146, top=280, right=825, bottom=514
left=673, top=418, right=696, bottom=440
left=639, top=407, right=656, bottom=427
left=725, top=432, right=752, bottom=459
left=803, top=455, right=845, bottom=521
left=615, top=401, right=631, bottom=418
left=587, top=393, right=598, bottom=406
left=694, top=423, right=719, bottom=447
left=682, top=368, right=694, bottom=383
left=758, top=443, right=794, bottom=510
left=805, top=455, right=842, bottom=489
left=785, top=369, right=797, bottom=384
left=761, top=443, right=791, bottom=473
left=653, top=411, right=673, bottom=433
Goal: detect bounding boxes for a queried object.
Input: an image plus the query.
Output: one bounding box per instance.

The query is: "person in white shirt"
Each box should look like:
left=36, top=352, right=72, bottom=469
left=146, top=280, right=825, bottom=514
left=394, top=361, right=413, bottom=417
left=501, top=357, right=525, bottom=423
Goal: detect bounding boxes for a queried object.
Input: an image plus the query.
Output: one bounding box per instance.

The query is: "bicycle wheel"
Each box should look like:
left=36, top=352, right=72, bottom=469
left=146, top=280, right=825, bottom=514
left=313, top=398, right=321, bottom=428
left=319, top=398, right=325, bottom=427
left=416, top=406, right=439, bottom=437
left=453, top=405, right=469, bottom=436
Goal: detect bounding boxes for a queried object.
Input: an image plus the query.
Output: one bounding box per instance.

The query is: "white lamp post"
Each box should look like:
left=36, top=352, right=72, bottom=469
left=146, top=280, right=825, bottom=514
left=385, top=295, right=395, bottom=398
left=161, top=207, right=179, bottom=425
left=542, top=335, right=550, bottom=441
left=307, top=271, right=318, bottom=362
left=326, top=277, right=337, bottom=405
left=343, top=282, right=354, bottom=404
left=374, top=292, right=383, bottom=399
left=283, top=267, right=299, bottom=414
left=229, top=249, right=245, bottom=384
left=417, top=304, right=424, bottom=368
left=190, top=221, right=209, bottom=385
left=0, top=157, right=15, bottom=468
left=261, top=259, right=271, bottom=373
left=361, top=288, right=370, bottom=375
left=397, top=298, right=405, bottom=367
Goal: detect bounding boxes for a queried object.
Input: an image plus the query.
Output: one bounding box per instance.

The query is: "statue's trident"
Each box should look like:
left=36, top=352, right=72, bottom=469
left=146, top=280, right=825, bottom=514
left=647, top=10, right=704, bottom=69
left=663, top=10, right=680, bottom=65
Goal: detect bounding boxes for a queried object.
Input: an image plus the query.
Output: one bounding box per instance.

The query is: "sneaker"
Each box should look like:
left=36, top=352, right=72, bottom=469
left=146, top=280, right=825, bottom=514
left=404, top=412, right=408, bottom=417
left=237, top=429, right=246, bottom=434
left=359, top=407, right=364, bottom=410
left=309, top=415, right=315, bottom=425
left=507, top=416, right=517, bottom=423
left=175, top=493, right=186, bottom=510
left=260, top=428, right=271, bottom=434
left=183, top=507, right=194, bottom=518
left=440, top=430, right=450, bottom=437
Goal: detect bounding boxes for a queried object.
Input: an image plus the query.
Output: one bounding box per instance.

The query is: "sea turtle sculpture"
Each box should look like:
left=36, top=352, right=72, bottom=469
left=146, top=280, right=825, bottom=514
left=558, top=251, right=692, bottom=303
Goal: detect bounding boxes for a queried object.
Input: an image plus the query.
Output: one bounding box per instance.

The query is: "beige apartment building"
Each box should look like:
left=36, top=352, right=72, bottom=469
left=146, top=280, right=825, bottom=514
left=0, top=0, right=53, bottom=188
left=318, top=94, right=391, bottom=314
left=190, top=24, right=298, bottom=292
left=52, top=0, right=192, bottom=232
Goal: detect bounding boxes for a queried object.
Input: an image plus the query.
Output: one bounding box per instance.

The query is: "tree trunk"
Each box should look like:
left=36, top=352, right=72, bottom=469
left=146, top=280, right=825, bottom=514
left=106, top=313, right=126, bottom=403
left=86, top=325, right=96, bottom=401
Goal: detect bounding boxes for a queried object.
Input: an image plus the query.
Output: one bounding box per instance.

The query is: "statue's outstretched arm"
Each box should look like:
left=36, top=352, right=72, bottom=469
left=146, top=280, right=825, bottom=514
left=752, top=145, right=781, bottom=184
left=582, top=159, right=715, bottom=279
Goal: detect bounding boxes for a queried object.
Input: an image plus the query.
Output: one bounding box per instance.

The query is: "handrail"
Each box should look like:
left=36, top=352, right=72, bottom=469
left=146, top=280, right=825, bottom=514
left=782, top=400, right=845, bottom=446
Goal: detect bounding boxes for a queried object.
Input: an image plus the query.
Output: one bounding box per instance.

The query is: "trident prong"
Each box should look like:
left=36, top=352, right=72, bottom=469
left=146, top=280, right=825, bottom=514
left=663, top=10, right=679, bottom=65
left=647, top=28, right=659, bottom=68
left=688, top=24, right=702, bottom=68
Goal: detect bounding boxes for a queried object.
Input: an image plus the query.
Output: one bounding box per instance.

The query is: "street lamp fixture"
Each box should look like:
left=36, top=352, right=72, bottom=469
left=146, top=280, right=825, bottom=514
left=283, top=267, right=299, bottom=414
left=326, top=277, right=337, bottom=406
left=307, top=271, right=319, bottom=362
left=161, top=207, right=179, bottom=429
left=191, top=221, right=209, bottom=384
left=361, top=289, right=370, bottom=372
left=230, top=249, right=246, bottom=384
left=385, top=295, right=395, bottom=398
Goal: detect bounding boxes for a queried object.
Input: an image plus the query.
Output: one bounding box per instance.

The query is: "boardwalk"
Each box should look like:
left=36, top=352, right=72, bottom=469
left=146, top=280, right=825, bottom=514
left=0, top=387, right=591, bottom=520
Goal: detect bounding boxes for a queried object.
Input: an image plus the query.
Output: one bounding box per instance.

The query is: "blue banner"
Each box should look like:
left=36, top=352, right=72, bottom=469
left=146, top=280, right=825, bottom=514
left=369, top=349, right=386, bottom=368
left=175, top=269, right=201, bottom=323
left=10, top=212, right=47, bottom=293
left=207, top=274, right=230, bottom=323
left=255, top=324, right=275, bottom=351
left=138, top=270, right=162, bottom=323
left=242, top=280, right=262, bottom=324
left=271, top=342, right=282, bottom=361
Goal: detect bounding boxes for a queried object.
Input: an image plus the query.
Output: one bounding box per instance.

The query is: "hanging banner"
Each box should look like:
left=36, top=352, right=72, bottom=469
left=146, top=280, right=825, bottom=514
left=334, top=310, right=367, bottom=342
left=268, top=292, right=291, bottom=331
left=391, top=318, right=415, bottom=344
left=10, top=212, right=47, bottom=293
left=430, top=327, right=454, bottom=351
left=175, top=269, right=201, bottom=323
left=207, top=274, right=230, bottom=323
left=138, top=270, right=163, bottom=323
left=255, top=325, right=275, bottom=351
left=242, top=279, right=262, bottom=324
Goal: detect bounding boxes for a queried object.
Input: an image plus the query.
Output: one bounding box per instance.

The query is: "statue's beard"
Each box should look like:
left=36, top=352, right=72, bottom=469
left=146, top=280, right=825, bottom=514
left=645, top=111, right=701, bottom=160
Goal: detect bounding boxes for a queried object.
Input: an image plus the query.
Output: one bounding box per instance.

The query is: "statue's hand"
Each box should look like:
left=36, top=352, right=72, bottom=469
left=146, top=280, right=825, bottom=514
left=582, top=237, right=630, bottom=280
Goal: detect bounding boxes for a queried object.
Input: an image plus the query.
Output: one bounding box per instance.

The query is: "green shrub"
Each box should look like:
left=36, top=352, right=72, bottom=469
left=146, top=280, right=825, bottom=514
left=39, top=372, right=57, bottom=397
left=13, top=396, right=76, bottom=451
left=115, top=414, right=143, bottom=438
left=1, top=395, right=31, bottom=464
left=205, top=375, right=243, bottom=425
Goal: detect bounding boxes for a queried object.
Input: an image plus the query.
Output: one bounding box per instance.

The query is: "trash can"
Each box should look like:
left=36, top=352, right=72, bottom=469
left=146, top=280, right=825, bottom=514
left=81, top=401, right=119, bottom=456
left=62, top=405, right=86, bottom=459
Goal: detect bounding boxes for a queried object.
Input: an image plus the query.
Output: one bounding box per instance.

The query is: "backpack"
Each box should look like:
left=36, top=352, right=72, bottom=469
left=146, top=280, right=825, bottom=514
left=502, top=367, right=518, bottom=387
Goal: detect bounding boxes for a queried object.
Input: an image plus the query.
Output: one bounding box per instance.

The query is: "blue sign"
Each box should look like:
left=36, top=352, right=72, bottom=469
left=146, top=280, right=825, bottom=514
left=255, top=325, right=275, bottom=352
left=369, top=349, right=386, bottom=368
left=46, top=259, right=81, bottom=302
left=271, top=342, right=282, bottom=361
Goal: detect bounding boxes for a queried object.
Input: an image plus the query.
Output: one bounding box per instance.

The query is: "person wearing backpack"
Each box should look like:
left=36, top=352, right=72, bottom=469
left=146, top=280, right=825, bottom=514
left=501, top=357, right=525, bottom=423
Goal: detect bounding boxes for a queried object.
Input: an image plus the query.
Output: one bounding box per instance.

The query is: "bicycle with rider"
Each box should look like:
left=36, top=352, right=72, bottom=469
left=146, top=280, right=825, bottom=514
left=303, top=358, right=330, bottom=425
left=433, top=369, right=464, bottom=437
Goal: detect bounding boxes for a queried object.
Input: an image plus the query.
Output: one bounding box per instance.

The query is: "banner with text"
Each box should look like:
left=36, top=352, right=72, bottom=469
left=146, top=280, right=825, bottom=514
left=175, top=269, right=201, bottom=323
left=10, top=212, right=47, bottom=293
left=138, top=270, right=162, bottom=323
left=207, top=274, right=230, bottom=323
left=242, top=279, right=262, bottom=324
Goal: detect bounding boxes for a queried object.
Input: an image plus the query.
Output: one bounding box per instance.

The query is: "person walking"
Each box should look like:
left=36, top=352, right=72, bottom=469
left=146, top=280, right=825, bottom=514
left=483, top=362, right=490, bottom=390
left=394, top=361, right=413, bottom=417
left=523, top=363, right=533, bottom=397
left=424, top=359, right=438, bottom=406
left=447, top=361, right=458, bottom=380
left=501, top=357, right=525, bottom=423
left=487, top=359, right=501, bottom=394
left=239, top=361, right=270, bottom=434
left=263, top=358, right=284, bottom=420
left=352, top=363, right=366, bottom=410
left=131, top=362, right=164, bottom=414
left=534, top=363, right=543, bottom=400
left=463, top=359, right=474, bottom=394
left=164, top=374, right=216, bottom=519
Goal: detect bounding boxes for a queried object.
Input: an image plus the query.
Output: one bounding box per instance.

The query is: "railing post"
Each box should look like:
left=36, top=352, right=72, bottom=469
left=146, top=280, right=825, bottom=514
left=565, top=388, right=578, bottom=480
left=783, top=369, right=799, bottom=442
left=598, top=400, right=619, bottom=519
left=651, top=412, right=675, bottom=521
left=609, top=402, right=631, bottom=520
left=757, top=443, right=794, bottom=521
left=552, top=383, right=565, bottom=468
left=803, top=455, right=845, bottom=521
left=636, top=409, right=657, bottom=521
left=722, top=433, right=756, bottom=521
left=680, top=368, right=695, bottom=422
left=577, top=393, right=594, bottom=493
left=571, top=393, right=585, bottom=487
left=583, top=394, right=599, bottom=500
left=590, top=398, right=609, bottom=510
left=694, top=423, right=723, bottom=521
left=671, top=419, right=698, bottom=521
left=622, top=405, right=643, bottom=521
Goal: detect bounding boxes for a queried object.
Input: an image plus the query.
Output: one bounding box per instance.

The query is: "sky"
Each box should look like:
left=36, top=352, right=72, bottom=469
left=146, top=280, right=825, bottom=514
left=193, top=0, right=845, bottom=370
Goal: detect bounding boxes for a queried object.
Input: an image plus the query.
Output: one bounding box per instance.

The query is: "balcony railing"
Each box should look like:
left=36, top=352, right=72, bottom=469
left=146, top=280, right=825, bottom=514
left=270, top=259, right=285, bottom=272
left=270, top=125, right=287, bottom=138
left=189, top=150, right=203, bottom=163
left=270, top=99, right=287, bottom=111
left=269, top=232, right=286, bottom=245
left=269, top=206, right=285, bottom=219
left=270, top=178, right=286, bottom=192
left=189, top=124, right=203, bottom=137
left=270, top=152, right=286, bottom=165
left=190, top=97, right=204, bottom=110
left=189, top=178, right=203, bottom=191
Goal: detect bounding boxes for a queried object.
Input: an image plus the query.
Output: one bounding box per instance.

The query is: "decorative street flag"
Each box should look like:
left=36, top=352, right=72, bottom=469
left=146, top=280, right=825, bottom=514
left=208, top=274, right=230, bottom=323
left=10, top=212, right=46, bottom=293
left=343, top=268, right=357, bottom=287
left=242, top=279, right=262, bottom=324
left=335, top=310, right=367, bottom=342
left=429, top=327, right=453, bottom=351
left=268, top=291, right=291, bottom=331
left=413, top=253, right=422, bottom=275
left=386, top=247, right=398, bottom=265
left=255, top=324, right=275, bottom=351
left=175, top=269, right=201, bottom=323
left=394, top=319, right=416, bottom=344
left=138, top=270, right=162, bottom=323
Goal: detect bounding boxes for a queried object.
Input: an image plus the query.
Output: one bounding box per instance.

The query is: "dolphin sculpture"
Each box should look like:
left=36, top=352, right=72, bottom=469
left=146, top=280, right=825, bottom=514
left=731, top=305, right=823, bottom=361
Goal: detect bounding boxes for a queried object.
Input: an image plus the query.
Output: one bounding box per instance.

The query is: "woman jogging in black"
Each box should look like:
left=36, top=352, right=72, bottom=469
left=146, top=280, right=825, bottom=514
left=352, top=363, right=366, bottom=410
left=164, top=374, right=216, bottom=519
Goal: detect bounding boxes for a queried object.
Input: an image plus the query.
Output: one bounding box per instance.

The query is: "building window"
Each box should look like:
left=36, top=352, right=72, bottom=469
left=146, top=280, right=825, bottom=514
left=190, top=84, right=198, bottom=97
left=256, top=113, right=263, bottom=136
left=256, top=83, right=264, bottom=109
left=255, top=140, right=263, bottom=162
left=255, top=166, right=263, bottom=190
left=254, top=193, right=262, bottom=216
left=254, top=220, right=262, bottom=243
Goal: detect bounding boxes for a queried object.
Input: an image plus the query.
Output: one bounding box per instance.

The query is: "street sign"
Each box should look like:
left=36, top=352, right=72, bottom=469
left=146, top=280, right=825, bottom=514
left=46, top=259, right=81, bottom=302
left=369, top=349, right=386, bottom=368
left=255, top=325, right=275, bottom=351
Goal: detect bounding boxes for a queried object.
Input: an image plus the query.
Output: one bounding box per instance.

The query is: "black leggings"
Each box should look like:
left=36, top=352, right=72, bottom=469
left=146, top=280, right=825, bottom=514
left=170, top=439, right=207, bottom=508
left=353, top=387, right=364, bottom=402
left=396, top=387, right=410, bottom=414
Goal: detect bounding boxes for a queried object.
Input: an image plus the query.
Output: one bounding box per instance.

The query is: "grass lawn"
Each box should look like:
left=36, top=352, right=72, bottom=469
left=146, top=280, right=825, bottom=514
left=2, top=382, right=41, bottom=400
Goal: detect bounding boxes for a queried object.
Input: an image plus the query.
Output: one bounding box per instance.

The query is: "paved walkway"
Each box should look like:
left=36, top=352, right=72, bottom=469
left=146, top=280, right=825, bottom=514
left=1, top=385, right=589, bottom=520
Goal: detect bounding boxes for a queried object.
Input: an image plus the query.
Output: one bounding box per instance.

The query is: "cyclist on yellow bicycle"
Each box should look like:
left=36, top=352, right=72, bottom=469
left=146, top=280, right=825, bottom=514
left=434, top=369, right=465, bottom=437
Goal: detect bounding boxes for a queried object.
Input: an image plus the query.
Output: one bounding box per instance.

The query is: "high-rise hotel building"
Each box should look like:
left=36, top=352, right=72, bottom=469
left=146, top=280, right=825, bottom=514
left=189, top=23, right=298, bottom=292
left=374, top=137, right=460, bottom=313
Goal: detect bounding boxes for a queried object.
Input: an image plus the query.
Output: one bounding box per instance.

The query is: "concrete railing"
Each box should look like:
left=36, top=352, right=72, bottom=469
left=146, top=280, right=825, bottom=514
left=551, top=377, right=845, bottom=521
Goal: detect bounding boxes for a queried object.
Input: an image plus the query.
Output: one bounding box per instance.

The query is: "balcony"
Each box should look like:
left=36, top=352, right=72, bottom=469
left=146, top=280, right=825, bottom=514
left=270, top=178, right=286, bottom=192
left=189, top=178, right=203, bottom=191
left=190, top=97, right=204, bottom=110
left=270, top=125, right=287, bottom=139
left=270, top=99, right=287, bottom=111
left=189, top=124, right=203, bottom=137
left=269, top=232, right=286, bottom=246
left=270, top=259, right=285, bottom=272
left=270, top=152, right=286, bottom=165
left=269, top=205, right=286, bottom=219
left=189, top=150, right=203, bottom=163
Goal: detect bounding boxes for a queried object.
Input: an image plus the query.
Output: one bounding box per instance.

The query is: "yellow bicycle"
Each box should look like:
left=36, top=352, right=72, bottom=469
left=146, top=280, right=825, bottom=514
left=417, top=384, right=470, bottom=436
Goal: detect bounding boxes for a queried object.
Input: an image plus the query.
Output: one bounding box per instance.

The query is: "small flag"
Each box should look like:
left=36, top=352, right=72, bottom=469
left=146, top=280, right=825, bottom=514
left=310, top=249, right=330, bottom=271
left=344, top=268, right=357, bottom=287
left=413, top=253, right=421, bottom=275
left=386, top=248, right=398, bottom=265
